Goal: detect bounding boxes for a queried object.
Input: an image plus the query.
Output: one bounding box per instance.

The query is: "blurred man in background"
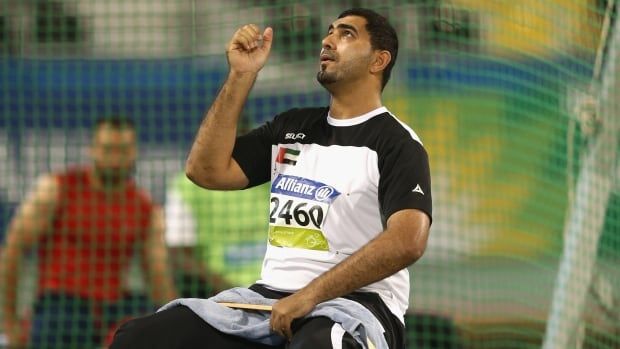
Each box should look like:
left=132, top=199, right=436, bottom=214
left=0, top=117, right=177, bottom=349
left=165, top=173, right=270, bottom=298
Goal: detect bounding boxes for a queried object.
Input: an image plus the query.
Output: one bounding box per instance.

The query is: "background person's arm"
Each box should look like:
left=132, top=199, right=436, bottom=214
left=168, top=246, right=233, bottom=297
left=165, top=185, right=232, bottom=298
left=165, top=190, right=232, bottom=297
left=0, top=174, right=59, bottom=346
left=142, top=205, right=178, bottom=304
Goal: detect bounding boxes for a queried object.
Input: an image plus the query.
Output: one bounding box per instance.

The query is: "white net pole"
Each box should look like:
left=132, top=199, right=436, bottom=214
left=543, top=3, right=620, bottom=348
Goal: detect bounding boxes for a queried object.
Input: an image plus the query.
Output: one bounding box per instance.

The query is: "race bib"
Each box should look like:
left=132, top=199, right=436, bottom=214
left=269, top=174, right=340, bottom=251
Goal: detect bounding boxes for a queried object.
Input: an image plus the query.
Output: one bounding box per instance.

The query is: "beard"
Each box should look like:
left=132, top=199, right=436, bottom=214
left=94, top=165, right=134, bottom=187
left=316, top=56, right=370, bottom=88
left=316, top=69, right=338, bottom=86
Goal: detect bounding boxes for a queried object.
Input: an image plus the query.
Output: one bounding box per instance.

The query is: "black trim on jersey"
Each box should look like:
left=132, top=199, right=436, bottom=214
left=232, top=107, right=432, bottom=222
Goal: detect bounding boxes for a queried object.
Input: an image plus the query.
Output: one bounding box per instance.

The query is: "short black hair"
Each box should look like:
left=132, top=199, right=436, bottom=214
left=338, top=8, right=398, bottom=90
left=94, top=116, right=136, bottom=131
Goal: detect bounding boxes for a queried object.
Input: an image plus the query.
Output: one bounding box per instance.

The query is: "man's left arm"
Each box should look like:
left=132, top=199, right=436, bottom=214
left=142, top=205, right=178, bottom=305
left=270, top=208, right=430, bottom=339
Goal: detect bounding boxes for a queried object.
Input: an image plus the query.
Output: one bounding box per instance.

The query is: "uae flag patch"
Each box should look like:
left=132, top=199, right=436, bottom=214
left=276, top=147, right=300, bottom=165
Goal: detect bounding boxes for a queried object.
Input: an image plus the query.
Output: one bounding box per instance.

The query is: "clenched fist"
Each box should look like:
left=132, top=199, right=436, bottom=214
left=226, top=24, right=273, bottom=74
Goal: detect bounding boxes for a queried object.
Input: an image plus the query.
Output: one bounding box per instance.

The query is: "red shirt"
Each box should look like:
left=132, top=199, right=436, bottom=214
left=37, top=167, right=154, bottom=301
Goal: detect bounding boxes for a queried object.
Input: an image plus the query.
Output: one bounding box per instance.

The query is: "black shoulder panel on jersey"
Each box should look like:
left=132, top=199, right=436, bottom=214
left=377, top=132, right=432, bottom=224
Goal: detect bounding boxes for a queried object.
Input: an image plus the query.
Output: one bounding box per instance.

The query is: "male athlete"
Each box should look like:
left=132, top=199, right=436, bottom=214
left=0, top=117, right=177, bottom=348
left=110, top=8, right=431, bottom=349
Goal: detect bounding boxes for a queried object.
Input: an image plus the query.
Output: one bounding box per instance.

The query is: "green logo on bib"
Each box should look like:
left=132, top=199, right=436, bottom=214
left=268, top=226, right=329, bottom=251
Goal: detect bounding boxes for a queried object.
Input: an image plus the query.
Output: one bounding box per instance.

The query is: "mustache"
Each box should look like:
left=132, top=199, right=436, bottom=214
left=320, top=50, right=337, bottom=61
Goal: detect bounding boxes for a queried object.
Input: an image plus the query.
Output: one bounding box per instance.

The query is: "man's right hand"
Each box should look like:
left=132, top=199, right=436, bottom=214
left=226, top=24, right=273, bottom=74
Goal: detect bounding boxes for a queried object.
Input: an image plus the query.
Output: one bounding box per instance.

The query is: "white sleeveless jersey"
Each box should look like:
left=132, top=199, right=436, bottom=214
left=232, top=106, right=432, bottom=322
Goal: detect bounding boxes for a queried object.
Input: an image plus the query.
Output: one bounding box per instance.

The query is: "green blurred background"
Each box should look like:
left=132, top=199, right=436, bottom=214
left=0, top=0, right=618, bottom=348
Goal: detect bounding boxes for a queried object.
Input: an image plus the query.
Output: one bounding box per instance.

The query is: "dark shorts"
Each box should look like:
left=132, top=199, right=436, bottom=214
left=29, top=291, right=154, bottom=349
left=109, top=284, right=405, bottom=349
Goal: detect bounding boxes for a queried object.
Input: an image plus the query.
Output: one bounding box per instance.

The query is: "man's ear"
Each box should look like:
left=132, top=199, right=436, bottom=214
left=370, top=50, right=391, bottom=74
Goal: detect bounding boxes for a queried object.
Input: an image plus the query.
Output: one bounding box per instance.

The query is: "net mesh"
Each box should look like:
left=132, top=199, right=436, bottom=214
left=0, top=1, right=618, bottom=348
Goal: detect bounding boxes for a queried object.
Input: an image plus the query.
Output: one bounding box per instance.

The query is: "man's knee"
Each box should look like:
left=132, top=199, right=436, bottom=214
left=109, top=317, right=144, bottom=349
left=108, top=307, right=190, bottom=349
left=288, top=317, right=361, bottom=349
left=109, top=306, right=241, bottom=349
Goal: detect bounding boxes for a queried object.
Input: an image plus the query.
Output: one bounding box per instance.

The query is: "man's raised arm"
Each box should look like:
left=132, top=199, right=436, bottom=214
left=186, top=25, right=273, bottom=190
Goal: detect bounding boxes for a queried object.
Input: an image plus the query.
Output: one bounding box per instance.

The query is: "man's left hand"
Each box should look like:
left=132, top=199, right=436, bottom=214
left=270, top=290, right=318, bottom=340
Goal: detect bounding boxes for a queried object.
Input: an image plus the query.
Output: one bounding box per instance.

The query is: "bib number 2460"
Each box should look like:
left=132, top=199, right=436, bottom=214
left=269, top=197, right=324, bottom=229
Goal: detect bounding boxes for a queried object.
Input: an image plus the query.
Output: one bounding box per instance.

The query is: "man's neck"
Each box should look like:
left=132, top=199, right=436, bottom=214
left=87, top=167, right=127, bottom=193
left=327, top=84, right=383, bottom=119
